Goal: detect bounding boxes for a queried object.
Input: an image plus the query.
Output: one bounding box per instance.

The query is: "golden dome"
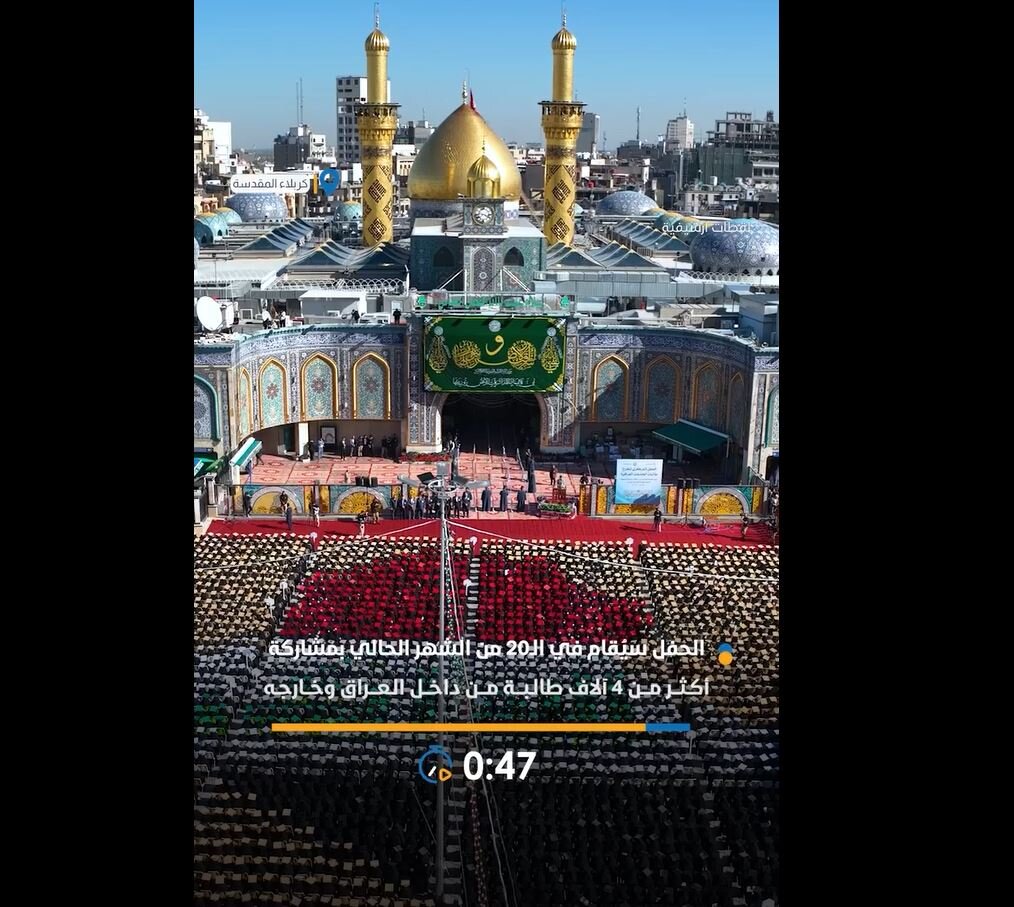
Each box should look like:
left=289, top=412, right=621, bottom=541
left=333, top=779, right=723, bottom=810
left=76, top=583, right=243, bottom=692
left=467, top=148, right=500, bottom=183
left=552, top=25, right=577, bottom=51
left=408, top=103, right=521, bottom=201
left=365, top=28, right=389, bottom=52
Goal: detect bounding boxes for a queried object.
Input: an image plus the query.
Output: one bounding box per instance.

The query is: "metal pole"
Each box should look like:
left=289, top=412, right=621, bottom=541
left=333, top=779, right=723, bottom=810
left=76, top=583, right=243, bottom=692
left=436, top=482, right=446, bottom=900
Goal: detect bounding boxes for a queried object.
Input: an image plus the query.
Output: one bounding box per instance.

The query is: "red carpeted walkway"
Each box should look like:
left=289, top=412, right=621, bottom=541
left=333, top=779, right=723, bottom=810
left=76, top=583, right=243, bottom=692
left=207, top=516, right=774, bottom=548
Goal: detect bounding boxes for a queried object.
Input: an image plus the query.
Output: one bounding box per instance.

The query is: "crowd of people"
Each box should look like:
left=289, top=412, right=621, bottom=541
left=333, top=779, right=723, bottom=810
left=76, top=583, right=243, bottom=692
left=471, top=782, right=778, bottom=907
left=278, top=538, right=471, bottom=639
left=474, top=540, right=651, bottom=642
left=327, top=434, right=401, bottom=460
left=194, top=531, right=779, bottom=905
left=196, top=769, right=438, bottom=904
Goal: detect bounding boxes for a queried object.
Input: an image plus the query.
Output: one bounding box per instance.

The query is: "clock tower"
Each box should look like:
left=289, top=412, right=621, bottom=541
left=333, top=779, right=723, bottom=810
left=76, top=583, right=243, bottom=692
left=463, top=142, right=508, bottom=292
left=463, top=140, right=508, bottom=236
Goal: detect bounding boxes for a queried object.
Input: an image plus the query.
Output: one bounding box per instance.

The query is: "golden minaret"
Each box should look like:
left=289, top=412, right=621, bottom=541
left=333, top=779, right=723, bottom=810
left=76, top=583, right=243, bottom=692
left=540, top=14, right=584, bottom=246
left=356, top=10, right=399, bottom=246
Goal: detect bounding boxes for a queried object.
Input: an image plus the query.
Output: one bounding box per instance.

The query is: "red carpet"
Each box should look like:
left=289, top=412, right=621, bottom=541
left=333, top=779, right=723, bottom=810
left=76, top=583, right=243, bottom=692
left=207, top=516, right=774, bottom=548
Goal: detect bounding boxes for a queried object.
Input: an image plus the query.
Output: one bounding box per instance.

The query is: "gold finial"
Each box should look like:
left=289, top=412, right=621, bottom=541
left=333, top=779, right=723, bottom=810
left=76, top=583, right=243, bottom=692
left=462, top=80, right=468, bottom=102
left=482, top=136, right=486, bottom=155
left=374, top=2, right=380, bottom=28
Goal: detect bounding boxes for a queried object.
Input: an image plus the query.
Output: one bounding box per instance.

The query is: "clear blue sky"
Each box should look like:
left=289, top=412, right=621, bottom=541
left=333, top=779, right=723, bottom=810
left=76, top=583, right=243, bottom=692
left=195, top=0, right=778, bottom=150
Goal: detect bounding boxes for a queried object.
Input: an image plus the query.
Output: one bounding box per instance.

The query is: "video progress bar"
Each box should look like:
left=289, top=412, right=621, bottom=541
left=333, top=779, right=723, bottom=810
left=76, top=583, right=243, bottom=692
left=271, top=723, right=691, bottom=733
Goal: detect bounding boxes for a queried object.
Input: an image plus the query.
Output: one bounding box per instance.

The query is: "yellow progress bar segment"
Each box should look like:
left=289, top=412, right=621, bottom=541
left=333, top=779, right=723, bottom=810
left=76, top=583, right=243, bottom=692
left=271, top=723, right=647, bottom=733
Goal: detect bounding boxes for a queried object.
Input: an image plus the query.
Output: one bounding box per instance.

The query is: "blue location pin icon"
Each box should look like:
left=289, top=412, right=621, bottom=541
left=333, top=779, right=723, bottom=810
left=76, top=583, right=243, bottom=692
left=319, top=168, right=340, bottom=196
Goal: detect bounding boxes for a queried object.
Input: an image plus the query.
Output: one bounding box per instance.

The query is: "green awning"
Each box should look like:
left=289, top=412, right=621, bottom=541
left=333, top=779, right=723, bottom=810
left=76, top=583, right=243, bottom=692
left=229, top=437, right=262, bottom=469
left=652, top=420, right=728, bottom=454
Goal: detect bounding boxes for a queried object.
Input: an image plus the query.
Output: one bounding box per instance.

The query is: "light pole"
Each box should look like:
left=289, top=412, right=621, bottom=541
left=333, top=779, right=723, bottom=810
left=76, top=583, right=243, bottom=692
left=398, top=469, right=489, bottom=902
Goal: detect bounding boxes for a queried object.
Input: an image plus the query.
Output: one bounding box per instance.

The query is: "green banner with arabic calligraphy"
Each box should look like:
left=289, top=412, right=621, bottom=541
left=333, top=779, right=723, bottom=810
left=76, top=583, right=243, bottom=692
left=423, top=316, right=566, bottom=393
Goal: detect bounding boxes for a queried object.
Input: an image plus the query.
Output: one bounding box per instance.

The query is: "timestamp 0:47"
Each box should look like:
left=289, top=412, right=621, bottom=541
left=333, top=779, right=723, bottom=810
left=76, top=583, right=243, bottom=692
left=462, top=750, right=536, bottom=781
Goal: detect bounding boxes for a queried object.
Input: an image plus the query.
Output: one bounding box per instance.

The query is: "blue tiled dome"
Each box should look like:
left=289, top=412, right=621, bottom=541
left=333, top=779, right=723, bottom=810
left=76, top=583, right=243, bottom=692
left=194, top=212, right=229, bottom=245
left=226, top=193, right=289, bottom=221
left=194, top=236, right=200, bottom=268
left=654, top=211, right=682, bottom=229
left=690, top=219, right=779, bottom=273
left=333, top=202, right=363, bottom=222
left=595, top=190, right=658, bottom=216
left=217, top=206, right=243, bottom=225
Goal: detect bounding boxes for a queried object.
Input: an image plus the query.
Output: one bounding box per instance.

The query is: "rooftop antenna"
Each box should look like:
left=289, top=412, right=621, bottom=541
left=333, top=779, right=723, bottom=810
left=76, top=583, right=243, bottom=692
left=637, top=107, right=641, bottom=146
left=299, top=77, right=304, bottom=124
left=684, top=97, right=687, bottom=118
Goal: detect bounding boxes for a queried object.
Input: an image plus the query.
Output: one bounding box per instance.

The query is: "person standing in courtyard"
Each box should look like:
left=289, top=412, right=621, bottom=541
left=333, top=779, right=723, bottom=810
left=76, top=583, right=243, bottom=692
left=499, top=483, right=509, bottom=512
left=284, top=502, right=293, bottom=531
left=654, top=508, right=663, bottom=532
left=242, top=491, right=252, bottom=518
left=311, top=499, right=320, bottom=528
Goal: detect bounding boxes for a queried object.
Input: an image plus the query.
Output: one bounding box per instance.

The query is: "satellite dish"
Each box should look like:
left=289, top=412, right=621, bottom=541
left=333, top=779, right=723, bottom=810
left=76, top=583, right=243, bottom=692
left=196, top=296, right=223, bottom=331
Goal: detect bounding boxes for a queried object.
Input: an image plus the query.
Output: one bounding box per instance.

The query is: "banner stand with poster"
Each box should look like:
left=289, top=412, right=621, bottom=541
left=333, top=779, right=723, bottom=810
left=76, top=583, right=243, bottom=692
left=614, top=459, right=664, bottom=510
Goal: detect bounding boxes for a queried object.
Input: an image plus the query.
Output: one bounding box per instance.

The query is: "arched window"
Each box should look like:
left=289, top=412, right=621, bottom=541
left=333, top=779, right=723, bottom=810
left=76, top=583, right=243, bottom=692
left=504, top=247, right=524, bottom=267
left=434, top=247, right=454, bottom=267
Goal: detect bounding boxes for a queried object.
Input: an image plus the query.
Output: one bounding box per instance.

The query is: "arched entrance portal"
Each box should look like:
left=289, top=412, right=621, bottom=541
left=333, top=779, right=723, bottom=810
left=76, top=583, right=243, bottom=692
left=440, top=393, right=542, bottom=453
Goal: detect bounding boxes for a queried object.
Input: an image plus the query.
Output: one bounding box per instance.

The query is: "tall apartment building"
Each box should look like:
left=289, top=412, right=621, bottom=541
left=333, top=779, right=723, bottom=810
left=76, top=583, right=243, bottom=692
left=335, top=75, right=390, bottom=165
left=665, top=115, right=694, bottom=151
left=577, top=112, right=600, bottom=155
left=706, top=111, right=778, bottom=154
left=194, top=109, right=215, bottom=186
left=207, top=120, right=233, bottom=168
left=394, top=120, right=434, bottom=149
left=273, top=124, right=312, bottom=170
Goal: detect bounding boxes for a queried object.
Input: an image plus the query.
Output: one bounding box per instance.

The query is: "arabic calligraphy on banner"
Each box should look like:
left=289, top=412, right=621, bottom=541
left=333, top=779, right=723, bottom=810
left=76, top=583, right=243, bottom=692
left=229, top=171, right=314, bottom=194
left=424, top=316, right=566, bottom=393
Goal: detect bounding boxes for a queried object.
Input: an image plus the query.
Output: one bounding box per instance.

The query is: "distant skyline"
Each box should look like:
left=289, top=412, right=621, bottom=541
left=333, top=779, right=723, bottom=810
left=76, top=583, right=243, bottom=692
left=194, top=0, right=778, bottom=151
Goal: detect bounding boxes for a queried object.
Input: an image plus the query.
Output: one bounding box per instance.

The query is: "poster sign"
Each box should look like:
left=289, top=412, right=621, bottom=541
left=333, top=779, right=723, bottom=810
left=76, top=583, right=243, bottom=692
left=423, top=316, right=566, bottom=393
left=614, top=459, right=664, bottom=506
